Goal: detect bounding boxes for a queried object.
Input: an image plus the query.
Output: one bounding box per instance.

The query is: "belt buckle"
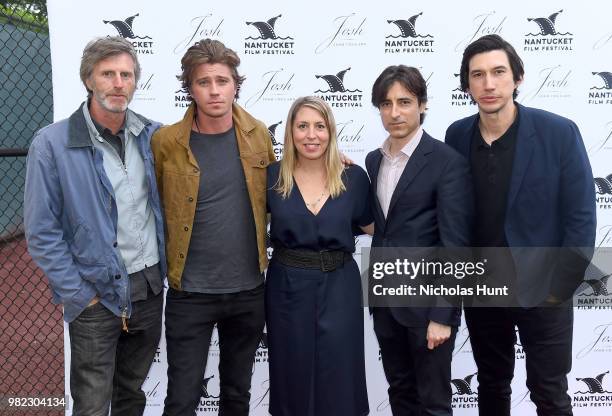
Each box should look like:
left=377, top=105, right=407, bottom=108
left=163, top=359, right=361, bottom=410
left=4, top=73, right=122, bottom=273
left=319, top=251, right=335, bottom=272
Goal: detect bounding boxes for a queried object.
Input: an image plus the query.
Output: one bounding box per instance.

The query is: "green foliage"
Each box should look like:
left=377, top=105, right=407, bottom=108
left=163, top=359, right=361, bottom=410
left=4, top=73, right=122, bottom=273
left=0, top=1, right=48, bottom=32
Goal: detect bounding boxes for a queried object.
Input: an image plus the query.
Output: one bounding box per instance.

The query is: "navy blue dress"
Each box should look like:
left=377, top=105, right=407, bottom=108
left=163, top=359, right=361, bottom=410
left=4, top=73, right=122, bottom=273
left=266, top=162, right=372, bottom=416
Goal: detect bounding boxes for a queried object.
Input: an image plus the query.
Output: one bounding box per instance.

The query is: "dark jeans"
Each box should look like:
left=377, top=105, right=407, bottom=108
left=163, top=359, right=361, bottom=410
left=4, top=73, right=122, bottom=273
left=163, top=285, right=265, bottom=416
left=465, top=306, right=574, bottom=416
left=68, top=292, right=163, bottom=416
left=373, top=307, right=456, bottom=416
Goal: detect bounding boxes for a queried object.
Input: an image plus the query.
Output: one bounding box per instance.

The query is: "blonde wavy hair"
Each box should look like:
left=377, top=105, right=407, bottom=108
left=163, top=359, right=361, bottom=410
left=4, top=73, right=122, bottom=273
left=275, top=96, right=346, bottom=199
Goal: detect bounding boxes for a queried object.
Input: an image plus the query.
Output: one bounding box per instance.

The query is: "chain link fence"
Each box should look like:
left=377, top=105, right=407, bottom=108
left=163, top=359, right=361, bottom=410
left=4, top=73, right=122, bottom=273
left=0, top=2, right=64, bottom=415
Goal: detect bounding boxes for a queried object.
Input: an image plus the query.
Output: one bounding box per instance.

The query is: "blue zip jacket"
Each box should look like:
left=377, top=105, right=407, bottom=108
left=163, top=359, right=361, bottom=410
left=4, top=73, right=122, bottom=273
left=24, top=103, right=166, bottom=322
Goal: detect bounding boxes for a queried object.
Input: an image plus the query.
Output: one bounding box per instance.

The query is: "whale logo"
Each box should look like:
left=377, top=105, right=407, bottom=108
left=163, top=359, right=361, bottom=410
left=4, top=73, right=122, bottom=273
left=386, top=12, right=433, bottom=39
left=594, top=173, right=612, bottom=194
left=246, top=14, right=292, bottom=40
left=315, top=67, right=361, bottom=93
left=451, top=372, right=477, bottom=395
left=580, top=274, right=611, bottom=297
left=575, top=371, right=612, bottom=394
left=526, top=9, right=571, bottom=36
left=592, top=72, right=612, bottom=90
left=268, top=121, right=283, bottom=147
left=103, top=13, right=151, bottom=39
left=202, top=374, right=220, bottom=399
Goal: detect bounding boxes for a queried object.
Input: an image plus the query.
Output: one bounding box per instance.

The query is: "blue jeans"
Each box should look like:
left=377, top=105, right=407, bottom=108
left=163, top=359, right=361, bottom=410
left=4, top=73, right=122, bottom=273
left=68, top=292, right=163, bottom=416
left=162, top=285, right=265, bottom=416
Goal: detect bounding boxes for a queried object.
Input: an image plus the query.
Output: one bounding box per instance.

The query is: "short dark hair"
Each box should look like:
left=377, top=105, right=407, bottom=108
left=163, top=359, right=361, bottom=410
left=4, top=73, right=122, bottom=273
left=178, top=38, right=245, bottom=100
left=371, top=65, right=428, bottom=124
left=459, top=34, right=524, bottom=99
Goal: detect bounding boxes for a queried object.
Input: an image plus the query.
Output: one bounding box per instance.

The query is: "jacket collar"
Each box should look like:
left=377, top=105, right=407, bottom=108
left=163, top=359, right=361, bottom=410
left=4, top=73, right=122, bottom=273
left=386, top=132, right=434, bottom=217
left=67, top=101, right=151, bottom=148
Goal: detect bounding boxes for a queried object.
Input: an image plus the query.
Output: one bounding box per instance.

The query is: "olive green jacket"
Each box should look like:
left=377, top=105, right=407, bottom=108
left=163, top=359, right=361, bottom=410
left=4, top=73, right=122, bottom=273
left=151, top=103, right=273, bottom=290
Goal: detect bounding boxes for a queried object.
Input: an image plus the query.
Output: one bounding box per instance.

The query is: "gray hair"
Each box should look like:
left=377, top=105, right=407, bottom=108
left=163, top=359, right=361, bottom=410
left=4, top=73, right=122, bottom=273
left=79, top=36, right=141, bottom=97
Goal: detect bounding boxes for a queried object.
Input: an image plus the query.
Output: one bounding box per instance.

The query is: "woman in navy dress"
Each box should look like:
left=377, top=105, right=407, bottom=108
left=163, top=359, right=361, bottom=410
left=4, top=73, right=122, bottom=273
left=266, top=96, right=373, bottom=416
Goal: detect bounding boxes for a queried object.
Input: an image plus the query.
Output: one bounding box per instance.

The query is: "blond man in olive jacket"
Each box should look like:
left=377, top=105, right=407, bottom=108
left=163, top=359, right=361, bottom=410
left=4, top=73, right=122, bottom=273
left=151, top=39, right=273, bottom=416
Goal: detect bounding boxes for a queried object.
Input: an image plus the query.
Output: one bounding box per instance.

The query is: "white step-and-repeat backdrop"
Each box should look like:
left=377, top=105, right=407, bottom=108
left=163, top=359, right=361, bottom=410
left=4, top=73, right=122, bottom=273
left=47, top=0, right=612, bottom=414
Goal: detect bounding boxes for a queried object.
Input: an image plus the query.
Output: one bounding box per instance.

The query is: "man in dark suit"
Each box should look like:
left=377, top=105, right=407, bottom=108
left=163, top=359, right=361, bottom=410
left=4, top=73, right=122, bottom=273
left=366, top=65, right=473, bottom=415
left=445, top=34, right=596, bottom=416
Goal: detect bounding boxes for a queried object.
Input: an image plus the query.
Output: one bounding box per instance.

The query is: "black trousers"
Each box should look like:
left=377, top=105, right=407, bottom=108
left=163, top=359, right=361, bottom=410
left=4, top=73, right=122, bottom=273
left=373, top=307, right=456, bottom=416
left=162, top=285, right=265, bottom=416
left=464, top=306, right=574, bottom=416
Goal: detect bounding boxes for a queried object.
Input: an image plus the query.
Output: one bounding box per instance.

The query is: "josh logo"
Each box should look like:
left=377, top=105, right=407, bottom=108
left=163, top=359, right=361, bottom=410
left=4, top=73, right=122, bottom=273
left=519, top=65, right=571, bottom=102
left=251, top=379, right=270, bottom=409
left=451, top=73, right=476, bottom=107
left=511, top=389, right=532, bottom=409
left=594, top=30, right=612, bottom=50
left=198, top=374, right=220, bottom=412
left=453, top=326, right=472, bottom=356
left=588, top=72, right=612, bottom=105
left=576, top=323, right=612, bottom=358
left=573, top=371, right=612, bottom=408
left=255, top=331, right=269, bottom=363
left=451, top=372, right=478, bottom=409
left=576, top=274, right=612, bottom=309
left=523, top=9, right=573, bottom=52
left=336, top=119, right=365, bottom=154
left=103, top=13, right=154, bottom=55
left=595, top=173, right=612, bottom=210
left=598, top=225, right=612, bottom=249
left=315, top=13, right=367, bottom=54
left=384, top=12, right=434, bottom=54
left=268, top=121, right=284, bottom=160
left=455, top=11, right=507, bottom=52
left=588, top=121, right=612, bottom=154
left=173, top=14, right=223, bottom=54
left=244, top=14, right=295, bottom=55
left=243, top=68, right=296, bottom=107
left=134, top=72, right=154, bottom=102
left=143, top=378, right=161, bottom=401
left=314, top=67, right=363, bottom=108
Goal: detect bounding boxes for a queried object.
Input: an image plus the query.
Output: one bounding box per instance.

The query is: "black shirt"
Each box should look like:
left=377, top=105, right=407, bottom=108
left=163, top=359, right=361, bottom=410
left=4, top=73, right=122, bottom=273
left=181, top=127, right=262, bottom=293
left=470, top=109, right=520, bottom=247
left=91, top=117, right=126, bottom=163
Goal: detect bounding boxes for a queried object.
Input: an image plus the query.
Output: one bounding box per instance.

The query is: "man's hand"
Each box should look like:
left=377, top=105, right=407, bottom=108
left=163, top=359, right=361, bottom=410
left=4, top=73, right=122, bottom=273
left=426, top=321, right=451, bottom=350
left=339, top=152, right=354, bottom=166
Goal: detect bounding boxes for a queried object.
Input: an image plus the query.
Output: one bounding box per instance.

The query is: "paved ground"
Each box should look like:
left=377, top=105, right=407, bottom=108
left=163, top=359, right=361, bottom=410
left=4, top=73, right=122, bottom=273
left=0, top=236, right=64, bottom=415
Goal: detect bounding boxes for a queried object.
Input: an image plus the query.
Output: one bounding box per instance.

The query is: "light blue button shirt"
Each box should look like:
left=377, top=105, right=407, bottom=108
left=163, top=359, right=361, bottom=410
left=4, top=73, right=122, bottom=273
left=82, top=105, right=159, bottom=274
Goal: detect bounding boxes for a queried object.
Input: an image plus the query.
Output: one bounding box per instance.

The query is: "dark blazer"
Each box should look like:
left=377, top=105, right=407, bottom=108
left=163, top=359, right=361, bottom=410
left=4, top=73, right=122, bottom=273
left=445, top=104, right=596, bottom=304
left=366, top=131, right=474, bottom=327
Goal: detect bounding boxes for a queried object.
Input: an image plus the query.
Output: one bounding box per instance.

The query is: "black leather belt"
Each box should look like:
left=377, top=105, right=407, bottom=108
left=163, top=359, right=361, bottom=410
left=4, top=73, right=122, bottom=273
left=272, top=245, right=352, bottom=272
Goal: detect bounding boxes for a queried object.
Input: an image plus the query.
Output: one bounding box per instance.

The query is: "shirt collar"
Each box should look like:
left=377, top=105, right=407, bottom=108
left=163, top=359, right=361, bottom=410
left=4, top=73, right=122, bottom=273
left=380, top=127, right=423, bottom=160
left=475, top=104, right=520, bottom=150
left=82, top=101, right=145, bottom=145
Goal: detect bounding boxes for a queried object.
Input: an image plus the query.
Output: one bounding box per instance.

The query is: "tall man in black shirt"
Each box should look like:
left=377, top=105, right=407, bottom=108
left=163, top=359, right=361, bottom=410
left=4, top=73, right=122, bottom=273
left=445, top=35, right=596, bottom=416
